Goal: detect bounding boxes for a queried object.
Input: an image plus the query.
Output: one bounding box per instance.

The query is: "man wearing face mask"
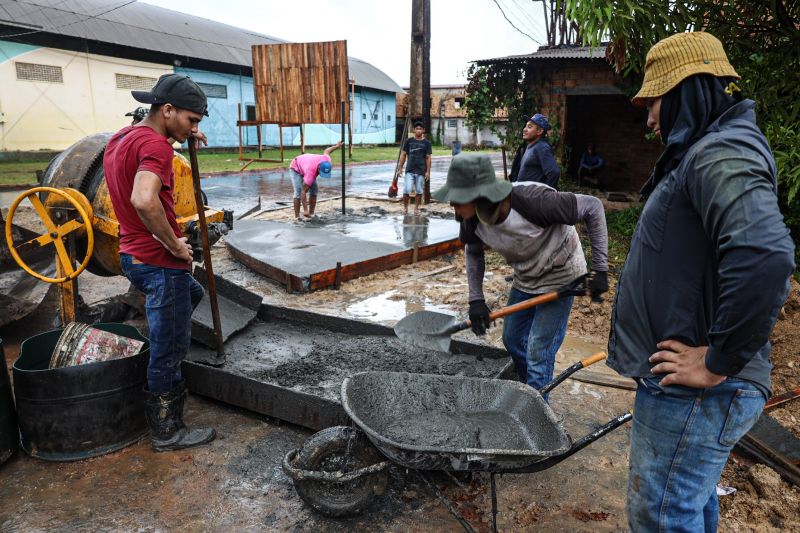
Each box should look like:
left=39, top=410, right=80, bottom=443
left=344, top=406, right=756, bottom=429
left=608, top=32, right=795, bottom=531
left=432, top=153, right=609, bottom=394
left=105, top=73, right=215, bottom=452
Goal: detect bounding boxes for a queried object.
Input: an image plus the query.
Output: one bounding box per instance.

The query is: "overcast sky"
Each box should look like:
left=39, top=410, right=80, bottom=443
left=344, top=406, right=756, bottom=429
left=139, top=0, right=549, bottom=87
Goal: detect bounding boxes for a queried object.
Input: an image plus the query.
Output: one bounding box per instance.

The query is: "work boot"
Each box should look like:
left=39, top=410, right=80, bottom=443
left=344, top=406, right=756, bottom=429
left=145, top=382, right=216, bottom=452
left=293, top=199, right=301, bottom=218
left=309, top=195, right=317, bottom=216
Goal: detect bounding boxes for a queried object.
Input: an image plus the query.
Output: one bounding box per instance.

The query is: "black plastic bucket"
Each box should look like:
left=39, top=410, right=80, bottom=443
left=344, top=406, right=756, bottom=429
left=13, top=323, right=149, bottom=461
left=0, top=338, right=18, bottom=465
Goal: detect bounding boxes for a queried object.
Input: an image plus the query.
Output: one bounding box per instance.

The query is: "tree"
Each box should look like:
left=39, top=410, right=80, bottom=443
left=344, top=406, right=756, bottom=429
left=564, top=0, right=800, bottom=263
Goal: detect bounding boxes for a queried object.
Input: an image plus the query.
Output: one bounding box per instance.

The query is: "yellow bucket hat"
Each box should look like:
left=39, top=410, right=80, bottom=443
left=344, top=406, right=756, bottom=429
left=632, top=32, right=739, bottom=107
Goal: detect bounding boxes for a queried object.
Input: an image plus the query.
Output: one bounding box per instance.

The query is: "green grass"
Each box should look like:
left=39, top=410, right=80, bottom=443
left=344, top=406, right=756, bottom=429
left=193, top=145, right=457, bottom=174
left=0, top=146, right=468, bottom=184
left=0, top=160, right=49, bottom=186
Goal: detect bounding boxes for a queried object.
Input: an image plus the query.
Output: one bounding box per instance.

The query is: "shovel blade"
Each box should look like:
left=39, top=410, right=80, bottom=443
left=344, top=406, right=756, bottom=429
left=393, top=310, right=459, bottom=354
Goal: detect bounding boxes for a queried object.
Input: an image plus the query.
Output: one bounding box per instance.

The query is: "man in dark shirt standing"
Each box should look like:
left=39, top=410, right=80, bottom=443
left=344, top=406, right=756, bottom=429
left=608, top=33, right=795, bottom=531
left=104, top=74, right=216, bottom=452
left=509, top=113, right=560, bottom=188
left=395, top=121, right=432, bottom=215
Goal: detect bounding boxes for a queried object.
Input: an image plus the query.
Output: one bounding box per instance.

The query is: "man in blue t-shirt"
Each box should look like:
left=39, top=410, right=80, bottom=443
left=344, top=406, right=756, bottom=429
left=395, top=121, right=432, bottom=215
left=509, top=113, right=560, bottom=189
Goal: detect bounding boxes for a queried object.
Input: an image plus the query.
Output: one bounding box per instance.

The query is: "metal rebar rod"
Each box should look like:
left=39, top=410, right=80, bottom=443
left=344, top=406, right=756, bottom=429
left=187, top=140, right=224, bottom=357
left=416, top=470, right=476, bottom=533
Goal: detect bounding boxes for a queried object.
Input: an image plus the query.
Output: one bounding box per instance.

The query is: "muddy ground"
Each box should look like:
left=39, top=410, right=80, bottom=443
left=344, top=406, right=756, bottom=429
left=1, top=198, right=798, bottom=532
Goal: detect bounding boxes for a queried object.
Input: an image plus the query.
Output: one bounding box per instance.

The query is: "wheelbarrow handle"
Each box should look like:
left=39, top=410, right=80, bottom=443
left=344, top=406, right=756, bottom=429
left=539, top=351, right=607, bottom=396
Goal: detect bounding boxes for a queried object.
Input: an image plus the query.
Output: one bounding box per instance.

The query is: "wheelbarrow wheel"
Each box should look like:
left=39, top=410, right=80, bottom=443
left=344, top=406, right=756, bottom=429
left=293, top=426, right=388, bottom=517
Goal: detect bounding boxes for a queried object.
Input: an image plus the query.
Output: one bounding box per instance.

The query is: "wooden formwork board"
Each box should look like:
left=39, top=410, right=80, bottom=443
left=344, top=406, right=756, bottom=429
left=252, top=41, right=350, bottom=125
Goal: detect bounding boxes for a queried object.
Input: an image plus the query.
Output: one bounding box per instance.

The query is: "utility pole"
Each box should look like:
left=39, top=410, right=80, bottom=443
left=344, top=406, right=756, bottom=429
left=409, top=0, right=431, bottom=203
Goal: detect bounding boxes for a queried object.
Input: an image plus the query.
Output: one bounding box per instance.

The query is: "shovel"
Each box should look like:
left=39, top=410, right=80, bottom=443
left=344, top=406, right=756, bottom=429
left=394, top=275, right=588, bottom=353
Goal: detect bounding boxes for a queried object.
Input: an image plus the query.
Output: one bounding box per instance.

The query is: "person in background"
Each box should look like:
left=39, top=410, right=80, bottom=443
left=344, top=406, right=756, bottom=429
left=608, top=32, right=795, bottom=531
left=125, top=106, right=149, bottom=125
left=508, top=113, right=560, bottom=189
left=289, top=141, right=344, bottom=219
left=577, top=143, right=605, bottom=186
left=395, top=121, right=432, bottom=215
left=104, top=73, right=215, bottom=452
left=433, top=153, right=608, bottom=395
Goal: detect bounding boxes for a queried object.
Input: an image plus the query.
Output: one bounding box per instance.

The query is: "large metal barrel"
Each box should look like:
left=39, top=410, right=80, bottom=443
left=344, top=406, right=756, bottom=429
left=13, top=323, right=149, bottom=461
left=0, top=338, right=18, bottom=465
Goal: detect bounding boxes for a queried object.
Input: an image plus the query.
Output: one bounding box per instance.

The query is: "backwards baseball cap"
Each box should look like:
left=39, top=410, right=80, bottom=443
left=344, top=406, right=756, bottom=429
left=132, top=73, right=209, bottom=116
left=125, top=106, right=148, bottom=119
left=318, top=161, right=332, bottom=178
left=529, top=113, right=551, bottom=131
left=632, top=32, right=739, bottom=107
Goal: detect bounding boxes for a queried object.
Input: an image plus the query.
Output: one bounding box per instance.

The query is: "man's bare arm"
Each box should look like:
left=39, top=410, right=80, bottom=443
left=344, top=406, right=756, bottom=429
left=323, top=141, right=344, bottom=156
left=130, top=171, right=192, bottom=264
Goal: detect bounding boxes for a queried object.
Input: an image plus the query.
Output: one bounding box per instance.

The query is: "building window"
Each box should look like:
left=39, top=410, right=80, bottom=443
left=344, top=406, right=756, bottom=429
left=246, top=105, right=256, bottom=121
left=116, top=73, right=157, bottom=91
left=387, top=115, right=392, bottom=122
left=447, top=119, right=458, bottom=128
left=197, top=82, right=227, bottom=99
left=454, top=97, right=465, bottom=109
left=362, top=113, right=367, bottom=120
left=16, top=62, right=63, bottom=83
left=372, top=113, right=378, bottom=120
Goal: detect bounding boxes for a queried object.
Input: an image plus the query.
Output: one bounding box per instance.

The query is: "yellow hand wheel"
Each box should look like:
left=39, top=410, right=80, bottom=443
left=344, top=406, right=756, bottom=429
left=4, top=186, right=94, bottom=283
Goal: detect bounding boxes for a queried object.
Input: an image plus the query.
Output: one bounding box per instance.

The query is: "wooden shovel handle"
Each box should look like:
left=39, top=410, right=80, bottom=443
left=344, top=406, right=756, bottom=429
left=486, top=291, right=559, bottom=321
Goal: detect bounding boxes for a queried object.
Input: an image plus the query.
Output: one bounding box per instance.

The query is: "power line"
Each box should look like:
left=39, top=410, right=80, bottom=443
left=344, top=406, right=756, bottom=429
left=0, top=0, right=137, bottom=39
left=491, top=0, right=543, bottom=45
left=509, top=0, right=548, bottom=39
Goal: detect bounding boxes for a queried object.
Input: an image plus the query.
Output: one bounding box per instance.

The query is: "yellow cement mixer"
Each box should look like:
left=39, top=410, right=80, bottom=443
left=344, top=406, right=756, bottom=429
left=3, top=132, right=232, bottom=324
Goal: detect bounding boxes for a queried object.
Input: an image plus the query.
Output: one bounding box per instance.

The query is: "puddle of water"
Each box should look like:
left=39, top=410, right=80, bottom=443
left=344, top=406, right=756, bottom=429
left=345, top=289, right=454, bottom=323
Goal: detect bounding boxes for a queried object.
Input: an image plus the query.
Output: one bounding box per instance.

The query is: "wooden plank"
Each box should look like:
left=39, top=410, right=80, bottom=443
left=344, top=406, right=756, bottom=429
left=251, top=40, right=349, bottom=125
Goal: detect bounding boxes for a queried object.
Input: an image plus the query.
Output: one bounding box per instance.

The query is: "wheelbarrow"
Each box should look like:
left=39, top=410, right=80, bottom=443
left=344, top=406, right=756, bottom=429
left=282, top=352, right=632, bottom=531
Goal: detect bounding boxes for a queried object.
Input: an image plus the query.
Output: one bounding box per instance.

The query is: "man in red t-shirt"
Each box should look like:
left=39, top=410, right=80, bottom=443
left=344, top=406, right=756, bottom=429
left=104, top=73, right=215, bottom=452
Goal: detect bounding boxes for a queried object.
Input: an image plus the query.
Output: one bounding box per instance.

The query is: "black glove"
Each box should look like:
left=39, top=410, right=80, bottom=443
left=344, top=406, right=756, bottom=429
left=468, top=299, right=491, bottom=336
left=589, top=270, right=609, bottom=302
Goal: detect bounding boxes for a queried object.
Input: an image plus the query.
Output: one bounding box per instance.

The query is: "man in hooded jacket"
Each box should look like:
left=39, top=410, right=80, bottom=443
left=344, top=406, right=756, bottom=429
left=608, top=32, right=795, bottom=531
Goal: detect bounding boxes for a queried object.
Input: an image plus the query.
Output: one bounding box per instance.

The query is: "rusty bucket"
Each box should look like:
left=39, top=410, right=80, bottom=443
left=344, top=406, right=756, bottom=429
left=49, top=322, right=144, bottom=368
left=13, top=323, right=149, bottom=461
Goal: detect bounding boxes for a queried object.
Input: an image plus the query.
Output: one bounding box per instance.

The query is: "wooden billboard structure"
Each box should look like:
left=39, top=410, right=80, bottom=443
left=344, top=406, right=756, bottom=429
left=237, top=40, right=351, bottom=164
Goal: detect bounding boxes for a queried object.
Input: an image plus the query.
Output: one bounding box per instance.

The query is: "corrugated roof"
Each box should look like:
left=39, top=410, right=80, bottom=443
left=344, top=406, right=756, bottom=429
left=0, top=0, right=403, bottom=93
left=475, top=45, right=606, bottom=65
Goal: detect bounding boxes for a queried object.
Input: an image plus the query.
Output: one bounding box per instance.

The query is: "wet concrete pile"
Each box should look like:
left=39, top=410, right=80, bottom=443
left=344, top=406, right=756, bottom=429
left=344, top=372, right=567, bottom=455
left=192, top=320, right=509, bottom=401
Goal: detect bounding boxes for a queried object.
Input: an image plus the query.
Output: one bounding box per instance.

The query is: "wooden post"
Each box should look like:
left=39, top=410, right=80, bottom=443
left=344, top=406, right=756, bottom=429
left=300, top=124, right=305, bottom=154
left=341, top=101, right=346, bottom=215
left=502, top=146, right=509, bottom=180
left=187, top=140, right=225, bottom=358
left=237, top=103, right=243, bottom=161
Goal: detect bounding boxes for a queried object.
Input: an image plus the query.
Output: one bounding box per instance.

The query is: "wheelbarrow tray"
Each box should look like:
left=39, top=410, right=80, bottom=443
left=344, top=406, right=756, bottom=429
left=341, top=371, right=572, bottom=471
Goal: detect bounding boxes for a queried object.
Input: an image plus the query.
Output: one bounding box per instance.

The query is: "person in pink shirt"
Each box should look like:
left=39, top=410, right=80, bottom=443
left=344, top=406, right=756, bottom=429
left=289, top=141, right=344, bottom=218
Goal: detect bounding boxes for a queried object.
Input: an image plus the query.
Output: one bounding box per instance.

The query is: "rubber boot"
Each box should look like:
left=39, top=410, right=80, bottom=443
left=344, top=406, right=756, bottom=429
left=293, top=198, right=301, bottom=218
left=309, top=195, right=317, bottom=216
left=145, top=382, right=216, bottom=452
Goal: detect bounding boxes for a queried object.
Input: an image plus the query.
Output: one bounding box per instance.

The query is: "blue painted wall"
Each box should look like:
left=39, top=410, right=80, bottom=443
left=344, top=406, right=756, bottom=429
left=176, top=66, right=395, bottom=148
left=0, top=40, right=39, bottom=61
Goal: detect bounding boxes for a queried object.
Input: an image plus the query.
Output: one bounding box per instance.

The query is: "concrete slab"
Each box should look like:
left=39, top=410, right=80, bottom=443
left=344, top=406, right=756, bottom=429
left=225, top=215, right=462, bottom=292
left=185, top=307, right=513, bottom=431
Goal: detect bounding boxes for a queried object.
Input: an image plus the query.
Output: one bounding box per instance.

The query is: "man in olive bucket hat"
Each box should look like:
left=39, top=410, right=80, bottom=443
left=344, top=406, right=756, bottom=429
left=606, top=32, right=795, bottom=531
left=433, top=153, right=609, bottom=395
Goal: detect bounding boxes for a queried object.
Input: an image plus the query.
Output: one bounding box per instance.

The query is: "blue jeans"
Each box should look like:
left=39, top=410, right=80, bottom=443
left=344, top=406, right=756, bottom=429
left=290, top=169, right=318, bottom=199
left=628, top=377, right=766, bottom=532
left=501, top=286, right=573, bottom=394
left=120, top=254, right=204, bottom=394
left=403, top=172, right=424, bottom=195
